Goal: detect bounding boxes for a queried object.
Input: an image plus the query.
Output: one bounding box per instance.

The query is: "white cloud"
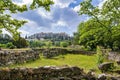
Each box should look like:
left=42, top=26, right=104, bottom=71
left=53, top=0, right=74, bottom=8
left=98, top=0, right=107, bottom=9
left=13, top=0, right=33, bottom=6
left=57, top=20, right=68, bottom=26
left=37, top=8, right=53, bottom=19
left=18, top=30, right=29, bottom=35
left=73, top=5, right=80, bottom=12
left=24, top=20, right=40, bottom=30
left=11, top=0, right=87, bottom=36
left=52, top=20, right=68, bottom=28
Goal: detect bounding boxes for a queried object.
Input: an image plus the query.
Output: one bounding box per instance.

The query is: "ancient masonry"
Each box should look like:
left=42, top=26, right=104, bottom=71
left=0, top=66, right=96, bottom=80
left=107, top=52, right=120, bottom=62
left=102, top=49, right=120, bottom=63
left=33, top=48, right=95, bottom=58
left=0, top=50, right=39, bottom=66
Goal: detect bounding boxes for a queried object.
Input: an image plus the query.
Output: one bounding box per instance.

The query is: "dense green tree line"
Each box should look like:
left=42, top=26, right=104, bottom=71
left=74, top=0, right=120, bottom=50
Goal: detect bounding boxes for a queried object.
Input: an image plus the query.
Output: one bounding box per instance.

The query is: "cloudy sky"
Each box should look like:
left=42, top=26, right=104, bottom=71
left=10, top=0, right=104, bottom=37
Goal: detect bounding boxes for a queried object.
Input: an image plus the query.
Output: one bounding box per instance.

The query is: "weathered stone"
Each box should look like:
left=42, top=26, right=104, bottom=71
left=0, top=50, right=40, bottom=66
left=98, top=74, right=107, bottom=80
left=98, top=62, right=114, bottom=72
left=36, top=48, right=95, bottom=58
left=112, top=70, right=120, bottom=74
left=116, top=60, right=120, bottom=65
left=0, top=66, right=97, bottom=80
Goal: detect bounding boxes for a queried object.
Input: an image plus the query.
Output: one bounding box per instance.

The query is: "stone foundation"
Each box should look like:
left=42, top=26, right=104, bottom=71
left=33, top=48, right=95, bottom=58
left=0, top=66, right=96, bottom=80
left=102, top=49, right=120, bottom=63
left=0, top=50, right=39, bottom=66
left=108, top=52, right=120, bottom=62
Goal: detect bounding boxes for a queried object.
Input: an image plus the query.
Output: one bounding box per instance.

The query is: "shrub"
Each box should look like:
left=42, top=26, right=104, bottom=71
left=0, top=44, right=6, bottom=48
left=6, top=42, right=15, bottom=49
left=60, top=41, right=69, bottom=47
left=46, top=41, right=52, bottom=48
left=96, top=46, right=104, bottom=65
left=13, top=37, right=28, bottom=48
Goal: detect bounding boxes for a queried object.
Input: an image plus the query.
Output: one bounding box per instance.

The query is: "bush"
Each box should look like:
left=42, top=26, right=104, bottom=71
left=96, top=46, right=104, bottom=65
left=0, top=44, right=6, bottom=48
left=60, top=41, right=69, bottom=47
left=6, top=42, right=15, bottom=49
left=45, top=41, right=52, bottom=48
left=54, top=41, right=60, bottom=46
left=13, top=37, right=28, bottom=48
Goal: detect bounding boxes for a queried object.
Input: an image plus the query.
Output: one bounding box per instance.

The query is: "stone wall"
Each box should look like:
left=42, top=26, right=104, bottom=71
left=107, top=52, right=120, bottom=62
left=102, top=49, right=120, bottom=62
left=33, top=48, right=95, bottom=58
left=0, top=50, right=39, bottom=66
left=0, top=66, right=96, bottom=80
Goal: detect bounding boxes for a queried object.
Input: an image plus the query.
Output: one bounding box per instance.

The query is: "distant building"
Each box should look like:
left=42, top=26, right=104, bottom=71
left=26, top=32, right=73, bottom=41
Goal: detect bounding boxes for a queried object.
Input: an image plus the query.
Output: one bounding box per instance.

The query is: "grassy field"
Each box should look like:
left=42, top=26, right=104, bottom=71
left=4, top=54, right=99, bottom=72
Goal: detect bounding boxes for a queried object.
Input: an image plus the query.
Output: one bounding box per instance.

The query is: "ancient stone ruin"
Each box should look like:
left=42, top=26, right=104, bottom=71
left=0, top=66, right=96, bottom=80
left=102, top=49, right=120, bottom=65
left=0, top=66, right=119, bottom=80
left=108, top=52, right=120, bottom=64
left=0, top=50, right=39, bottom=66
left=33, top=48, right=95, bottom=58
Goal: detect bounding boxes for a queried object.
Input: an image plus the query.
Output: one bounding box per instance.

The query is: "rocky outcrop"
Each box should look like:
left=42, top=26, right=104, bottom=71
left=0, top=66, right=97, bottom=80
left=0, top=50, right=39, bottom=66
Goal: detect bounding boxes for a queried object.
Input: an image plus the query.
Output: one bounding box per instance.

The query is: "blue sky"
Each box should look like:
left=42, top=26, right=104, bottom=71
left=10, top=0, right=104, bottom=37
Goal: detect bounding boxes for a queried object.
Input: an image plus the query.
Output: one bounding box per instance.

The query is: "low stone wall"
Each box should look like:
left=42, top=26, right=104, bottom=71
left=0, top=50, right=39, bottom=66
left=108, top=52, right=120, bottom=62
left=33, top=48, right=95, bottom=58
left=0, top=66, right=97, bottom=80
left=102, top=49, right=120, bottom=62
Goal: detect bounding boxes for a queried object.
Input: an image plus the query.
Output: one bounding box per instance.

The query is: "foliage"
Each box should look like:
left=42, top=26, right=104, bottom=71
left=76, top=0, right=120, bottom=50
left=96, top=46, right=104, bottom=65
left=73, top=32, right=80, bottom=45
left=13, top=37, right=28, bottom=48
left=6, top=42, right=15, bottom=49
left=29, top=40, right=46, bottom=48
left=0, top=0, right=54, bottom=40
left=46, top=41, right=52, bottom=48
left=0, top=34, right=12, bottom=44
left=60, top=41, right=69, bottom=47
left=0, top=43, right=6, bottom=48
left=54, top=41, right=60, bottom=47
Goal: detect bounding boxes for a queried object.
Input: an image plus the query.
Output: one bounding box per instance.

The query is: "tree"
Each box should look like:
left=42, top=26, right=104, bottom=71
left=0, top=0, right=54, bottom=40
left=77, top=0, right=120, bottom=50
left=13, top=37, right=28, bottom=48
left=77, top=19, right=109, bottom=50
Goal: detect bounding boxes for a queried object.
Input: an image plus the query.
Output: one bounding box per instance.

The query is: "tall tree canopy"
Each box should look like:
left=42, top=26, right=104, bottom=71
left=0, top=0, right=54, bottom=40
left=76, top=0, right=120, bottom=50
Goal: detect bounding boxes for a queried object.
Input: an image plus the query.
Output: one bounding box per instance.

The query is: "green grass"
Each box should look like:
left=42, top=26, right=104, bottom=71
left=3, top=54, right=99, bottom=72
